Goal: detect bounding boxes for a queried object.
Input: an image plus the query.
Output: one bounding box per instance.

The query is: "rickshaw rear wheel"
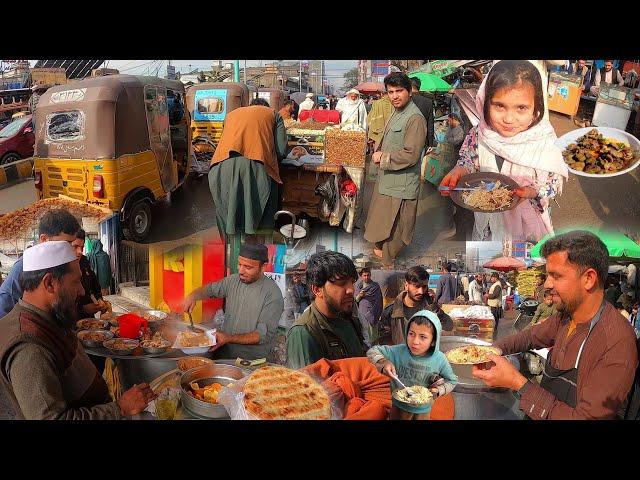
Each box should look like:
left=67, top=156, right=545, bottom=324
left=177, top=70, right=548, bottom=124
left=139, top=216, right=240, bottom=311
left=123, top=201, right=152, bottom=242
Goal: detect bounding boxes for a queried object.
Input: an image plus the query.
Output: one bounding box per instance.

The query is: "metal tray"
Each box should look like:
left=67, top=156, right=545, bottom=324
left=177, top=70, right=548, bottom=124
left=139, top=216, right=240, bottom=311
left=141, top=340, right=172, bottom=355
left=76, top=318, right=110, bottom=330
left=450, top=172, right=522, bottom=213
left=77, top=329, right=114, bottom=348
left=440, top=336, right=516, bottom=393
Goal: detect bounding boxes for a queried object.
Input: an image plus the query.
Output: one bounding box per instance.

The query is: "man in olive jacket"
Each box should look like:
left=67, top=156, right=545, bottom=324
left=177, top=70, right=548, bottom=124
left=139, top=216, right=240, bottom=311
left=286, top=251, right=367, bottom=369
left=364, top=72, right=427, bottom=266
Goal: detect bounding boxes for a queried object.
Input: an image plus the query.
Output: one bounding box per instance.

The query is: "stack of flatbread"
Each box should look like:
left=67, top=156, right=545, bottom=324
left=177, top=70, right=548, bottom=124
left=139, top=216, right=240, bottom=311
left=243, top=366, right=331, bottom=420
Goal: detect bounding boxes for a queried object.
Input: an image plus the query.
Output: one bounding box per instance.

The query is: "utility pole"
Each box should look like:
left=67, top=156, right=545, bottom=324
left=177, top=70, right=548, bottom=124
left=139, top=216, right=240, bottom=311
left=233, top=61, right=240, bottom=82
left=299, top=61, right=302, bottom=93
left=243, top=60, right=247, bottom=84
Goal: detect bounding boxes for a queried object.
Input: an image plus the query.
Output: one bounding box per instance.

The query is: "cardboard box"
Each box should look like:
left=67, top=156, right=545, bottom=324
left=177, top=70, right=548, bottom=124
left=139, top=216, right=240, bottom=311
left=548, top=72, right=582, bottom=116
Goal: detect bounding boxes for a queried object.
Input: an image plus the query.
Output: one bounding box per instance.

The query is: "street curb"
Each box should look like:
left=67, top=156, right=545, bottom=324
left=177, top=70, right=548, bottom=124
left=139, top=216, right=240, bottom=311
left=0, top=158, right=33, bottom=190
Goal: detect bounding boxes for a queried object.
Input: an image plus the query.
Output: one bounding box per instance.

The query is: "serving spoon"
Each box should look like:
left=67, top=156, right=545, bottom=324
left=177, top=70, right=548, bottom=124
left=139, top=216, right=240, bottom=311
left=438, top=181, right=496, bottom=192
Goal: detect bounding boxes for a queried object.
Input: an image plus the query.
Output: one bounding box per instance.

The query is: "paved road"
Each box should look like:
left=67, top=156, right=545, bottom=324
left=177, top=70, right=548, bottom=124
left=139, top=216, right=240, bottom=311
left=142, top=174, right=218, bottom=244
left=0, top=180, right=36, bottom=215
left=548, top=112, right=640, bottom=235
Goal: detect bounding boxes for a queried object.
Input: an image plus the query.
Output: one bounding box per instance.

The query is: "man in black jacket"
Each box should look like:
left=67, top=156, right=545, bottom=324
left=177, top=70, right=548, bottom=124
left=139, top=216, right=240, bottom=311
left=410, top=77, right=434, bottom=151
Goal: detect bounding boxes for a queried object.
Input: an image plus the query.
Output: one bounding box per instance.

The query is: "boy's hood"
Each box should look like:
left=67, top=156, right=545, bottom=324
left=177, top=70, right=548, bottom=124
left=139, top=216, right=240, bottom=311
left=405, top=309, right=442, bottom=356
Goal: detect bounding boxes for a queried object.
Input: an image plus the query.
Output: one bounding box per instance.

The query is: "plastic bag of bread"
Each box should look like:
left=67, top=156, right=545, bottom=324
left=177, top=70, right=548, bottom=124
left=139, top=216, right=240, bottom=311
left=216, top=365, right=342, bottom=420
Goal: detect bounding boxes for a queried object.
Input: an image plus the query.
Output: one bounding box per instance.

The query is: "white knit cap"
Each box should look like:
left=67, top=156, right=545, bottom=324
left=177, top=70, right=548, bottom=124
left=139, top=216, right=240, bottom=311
left=305, top=93, right=314, bottom=98
left=23, top=241, right=77, bottom=272
left=347, top=88, right=360, bottom=95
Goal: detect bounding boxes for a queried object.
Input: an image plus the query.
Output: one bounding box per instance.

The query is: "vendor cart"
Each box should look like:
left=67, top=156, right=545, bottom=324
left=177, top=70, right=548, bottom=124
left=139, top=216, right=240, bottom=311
left=281, top=123, right=366, bottom=234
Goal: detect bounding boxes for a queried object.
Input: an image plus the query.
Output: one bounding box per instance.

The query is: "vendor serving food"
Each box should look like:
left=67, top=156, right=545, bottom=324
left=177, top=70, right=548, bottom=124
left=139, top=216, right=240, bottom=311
left=182, top=243, right=284, bottom=360
left=0, top=242, right=155, bottom=419
left=472, top=231, right=638, bottom=420
left=440, top=60, right=569, bottom=243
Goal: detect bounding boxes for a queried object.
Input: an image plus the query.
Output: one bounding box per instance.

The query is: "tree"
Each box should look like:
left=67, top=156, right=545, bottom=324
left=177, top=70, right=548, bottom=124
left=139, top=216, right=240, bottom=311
left=343, top=67, right=359, bottom=90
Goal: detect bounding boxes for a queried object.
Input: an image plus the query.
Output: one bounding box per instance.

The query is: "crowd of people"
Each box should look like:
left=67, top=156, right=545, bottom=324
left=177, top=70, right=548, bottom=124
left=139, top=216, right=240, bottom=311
left=0, top=206, right=638, bottom=420
left=1, top=58, right=639, bottom=421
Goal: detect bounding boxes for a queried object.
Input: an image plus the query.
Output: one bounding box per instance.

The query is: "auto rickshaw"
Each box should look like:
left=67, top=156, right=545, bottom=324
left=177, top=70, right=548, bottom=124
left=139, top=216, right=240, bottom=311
left=257, top=88, right=285, bottom=111
left=186, top=82, right=249, bottom=143
left=33, top=75, right=192, bottom=242
left=185, top=82, right=249, bottom=167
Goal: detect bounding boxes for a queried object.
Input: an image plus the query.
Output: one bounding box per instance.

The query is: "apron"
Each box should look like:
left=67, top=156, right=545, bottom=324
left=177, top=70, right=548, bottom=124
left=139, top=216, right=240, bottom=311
left=538, top=302, right=606, bottom=409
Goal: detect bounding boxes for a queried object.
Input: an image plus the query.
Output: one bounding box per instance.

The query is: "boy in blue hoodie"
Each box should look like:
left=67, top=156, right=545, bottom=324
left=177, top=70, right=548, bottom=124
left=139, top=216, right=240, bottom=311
left=367, top=310, right=457, bottom=420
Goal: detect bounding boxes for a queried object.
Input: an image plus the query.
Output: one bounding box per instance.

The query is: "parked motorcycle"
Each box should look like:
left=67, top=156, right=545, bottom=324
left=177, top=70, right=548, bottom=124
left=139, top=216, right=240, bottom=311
left=512, top=299, right=547, bottom=377
left=513, top=299, right=540, bottom=331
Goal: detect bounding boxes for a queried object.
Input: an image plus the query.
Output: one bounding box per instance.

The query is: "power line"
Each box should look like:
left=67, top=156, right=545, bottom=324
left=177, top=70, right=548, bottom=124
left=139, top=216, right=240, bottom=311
left=120, top=60, right=157, bottom=73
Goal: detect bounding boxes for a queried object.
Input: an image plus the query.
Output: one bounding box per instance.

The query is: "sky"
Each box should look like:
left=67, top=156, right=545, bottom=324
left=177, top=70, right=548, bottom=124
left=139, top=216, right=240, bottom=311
left=93, top=60, right=358, bottom=89
left=466, top=241, right=503, bottom=264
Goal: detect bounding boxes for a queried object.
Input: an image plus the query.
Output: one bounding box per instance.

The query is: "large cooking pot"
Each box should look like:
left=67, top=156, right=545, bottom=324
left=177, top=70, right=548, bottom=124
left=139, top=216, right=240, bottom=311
left=440, top=336, right=524, bottom=420
left=180, top=364, right=246, bottom=419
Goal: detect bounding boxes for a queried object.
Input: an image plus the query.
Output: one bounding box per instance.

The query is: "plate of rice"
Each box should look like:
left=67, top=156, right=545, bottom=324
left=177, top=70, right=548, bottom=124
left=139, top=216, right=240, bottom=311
left=450, top=172, right=522, bottom=213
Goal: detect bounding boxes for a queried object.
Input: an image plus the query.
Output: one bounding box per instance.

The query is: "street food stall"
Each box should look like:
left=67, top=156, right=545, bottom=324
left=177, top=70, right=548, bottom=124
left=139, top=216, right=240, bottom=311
left=281, top=119, right=366, bottom=234
left=442, top=304, right=496, bottom=341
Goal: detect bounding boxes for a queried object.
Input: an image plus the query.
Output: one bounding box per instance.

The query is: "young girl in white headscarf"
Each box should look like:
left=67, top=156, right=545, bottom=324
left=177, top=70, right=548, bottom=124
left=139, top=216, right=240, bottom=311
left=336, top=89, right=368, bottom=130
left=440, top=60, right=568, bottom=242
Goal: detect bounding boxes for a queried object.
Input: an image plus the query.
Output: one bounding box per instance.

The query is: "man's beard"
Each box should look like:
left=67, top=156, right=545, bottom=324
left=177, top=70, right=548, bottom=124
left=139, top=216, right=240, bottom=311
left=408, top=290, right=424, bottom=303
left=324, top=290, right=352, bottom=316
left=553, top=291, right=581, bottom=315
left=52, top=291, right=79, bottom=330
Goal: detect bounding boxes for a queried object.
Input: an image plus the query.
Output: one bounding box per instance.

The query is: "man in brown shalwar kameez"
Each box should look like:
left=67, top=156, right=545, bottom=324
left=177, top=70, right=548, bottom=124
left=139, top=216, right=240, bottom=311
left=0, top=242, right=155, bottom=419
left=364, top=73, right=427, bottom=266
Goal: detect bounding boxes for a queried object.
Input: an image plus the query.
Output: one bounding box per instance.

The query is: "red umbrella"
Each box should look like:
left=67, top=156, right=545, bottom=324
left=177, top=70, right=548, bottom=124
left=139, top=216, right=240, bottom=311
left=483, top=256, right=527, bottom=272
left=355, top=82, right=385, bottom=93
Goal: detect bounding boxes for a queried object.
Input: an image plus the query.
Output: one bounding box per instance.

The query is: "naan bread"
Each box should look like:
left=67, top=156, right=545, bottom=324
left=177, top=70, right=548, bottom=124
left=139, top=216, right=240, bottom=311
left=243, top=366, right=331, bottom=420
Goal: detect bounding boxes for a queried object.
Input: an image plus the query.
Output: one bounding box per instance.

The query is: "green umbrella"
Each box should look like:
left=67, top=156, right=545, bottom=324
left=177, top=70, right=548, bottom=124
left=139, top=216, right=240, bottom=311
left=408, top=72, right=452, bottom=92
left=530, top=228, right=640, bottom=260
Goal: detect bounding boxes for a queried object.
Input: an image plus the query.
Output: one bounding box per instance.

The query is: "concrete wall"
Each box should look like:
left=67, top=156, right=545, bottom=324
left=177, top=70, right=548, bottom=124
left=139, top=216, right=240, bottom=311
left=0, top=157, right=33, bottom=189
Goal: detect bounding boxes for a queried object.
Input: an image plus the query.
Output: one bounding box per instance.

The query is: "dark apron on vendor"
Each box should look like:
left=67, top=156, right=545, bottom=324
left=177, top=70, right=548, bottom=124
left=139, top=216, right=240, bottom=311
left=537, top=302, right=606, bottom=411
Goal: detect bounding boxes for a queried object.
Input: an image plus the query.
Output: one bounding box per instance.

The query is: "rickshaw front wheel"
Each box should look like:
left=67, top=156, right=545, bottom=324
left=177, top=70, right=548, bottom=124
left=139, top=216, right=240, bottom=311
left=123, top=201, right=152, bottom=242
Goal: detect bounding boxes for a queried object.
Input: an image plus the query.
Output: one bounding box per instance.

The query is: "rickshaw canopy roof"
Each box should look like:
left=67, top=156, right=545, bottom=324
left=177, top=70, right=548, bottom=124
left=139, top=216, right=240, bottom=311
left=35, top=75, right=185, bottom=159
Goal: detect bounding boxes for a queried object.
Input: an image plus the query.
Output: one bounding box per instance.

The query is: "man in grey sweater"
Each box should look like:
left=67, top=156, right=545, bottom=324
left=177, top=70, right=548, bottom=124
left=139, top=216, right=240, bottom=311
left=183, top=243, right=284, bottom=360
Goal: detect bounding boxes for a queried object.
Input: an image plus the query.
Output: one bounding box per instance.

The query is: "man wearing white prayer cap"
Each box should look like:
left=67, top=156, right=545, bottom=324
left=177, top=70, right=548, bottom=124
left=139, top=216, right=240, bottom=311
left=336, top=88, right=367, bottom=130
left=0, top=208, right=80, bottom=319
left=298, top=92, right=315, bottom=114
left=0, top=241, right=156, bottom=420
